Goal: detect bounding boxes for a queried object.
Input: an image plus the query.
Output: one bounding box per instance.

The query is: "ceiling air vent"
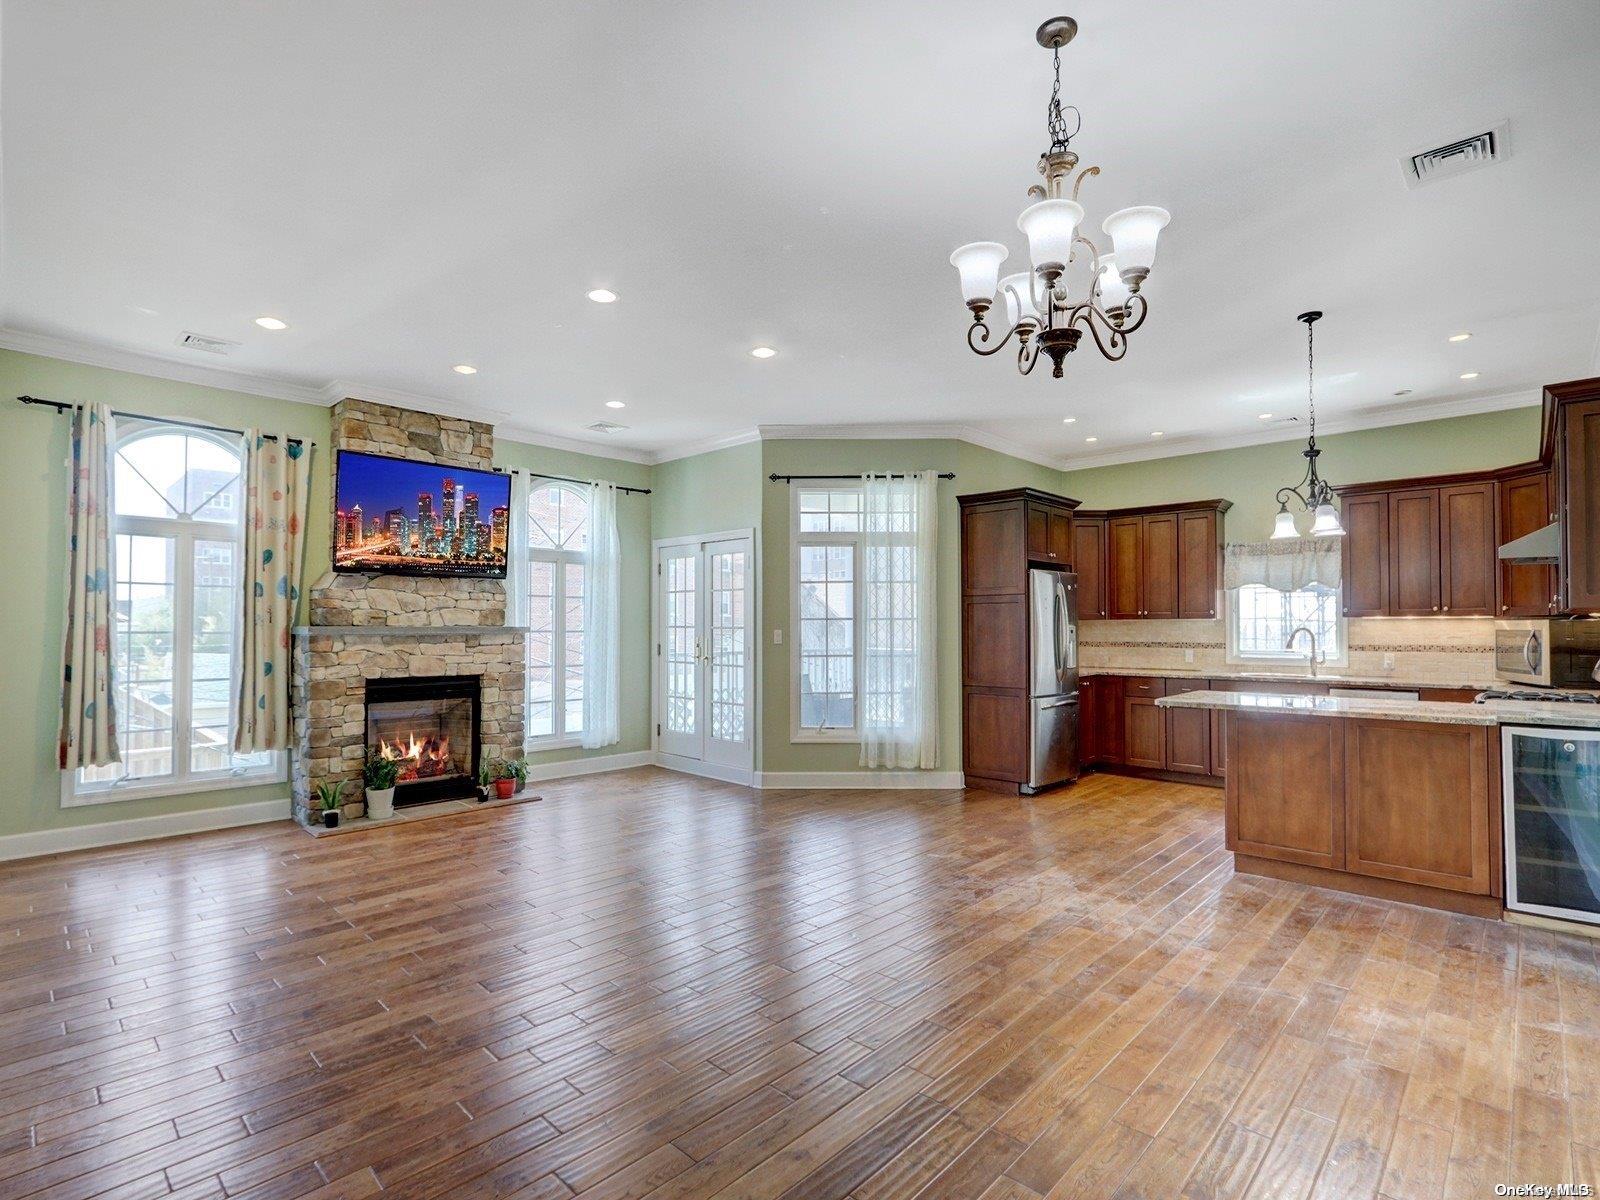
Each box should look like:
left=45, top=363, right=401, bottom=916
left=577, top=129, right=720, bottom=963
left=585, top=420, right=628, bottom=434
left=175, top=331, right=241, bottom=355
left=1402, top=122, right=1508, bottom=188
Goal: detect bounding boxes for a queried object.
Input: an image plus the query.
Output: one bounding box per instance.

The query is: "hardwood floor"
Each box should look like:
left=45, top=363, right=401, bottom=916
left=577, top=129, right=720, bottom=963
left=1, top=767, right=1597, bottom=1199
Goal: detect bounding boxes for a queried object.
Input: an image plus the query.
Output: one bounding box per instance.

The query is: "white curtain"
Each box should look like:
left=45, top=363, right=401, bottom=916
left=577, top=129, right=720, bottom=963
left=234, top=431, right=312, bottom=752
left=581, top=481, right=622, bottom=748
left=1223, top=539, right=1341, bottom=593
left=860, top=470, right=938, bottom=770
left=58, top=403, right=120, bottom=770
left=505, top=470, right=530, bottom=628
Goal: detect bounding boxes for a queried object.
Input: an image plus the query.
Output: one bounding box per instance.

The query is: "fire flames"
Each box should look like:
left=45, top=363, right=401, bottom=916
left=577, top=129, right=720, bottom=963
left=378, top=732, right=453, bottom=782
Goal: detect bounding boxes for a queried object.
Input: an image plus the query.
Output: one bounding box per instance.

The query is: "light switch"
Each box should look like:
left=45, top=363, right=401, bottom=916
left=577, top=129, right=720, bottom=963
left=773, top=629, right=783, bottom=645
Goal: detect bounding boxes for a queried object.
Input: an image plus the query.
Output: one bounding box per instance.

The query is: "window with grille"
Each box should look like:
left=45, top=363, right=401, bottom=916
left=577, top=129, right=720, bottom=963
left=525, top=481, right=589, bottom=744
left=72, top=423, right=281, bottom=803
left=1228, top=583, right=1344, bottom=664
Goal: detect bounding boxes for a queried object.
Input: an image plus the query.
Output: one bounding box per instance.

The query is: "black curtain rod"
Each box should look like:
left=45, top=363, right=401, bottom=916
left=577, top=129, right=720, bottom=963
left=499, top=468, right=650, bottom=496
left=769, top=472, right=955, bottom=483
left=17, top=395, right=313, bottom=448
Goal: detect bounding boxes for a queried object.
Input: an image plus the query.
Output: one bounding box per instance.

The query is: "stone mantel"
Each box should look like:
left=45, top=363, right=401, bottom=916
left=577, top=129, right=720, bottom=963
left=295, top=626, right=529, bottom=639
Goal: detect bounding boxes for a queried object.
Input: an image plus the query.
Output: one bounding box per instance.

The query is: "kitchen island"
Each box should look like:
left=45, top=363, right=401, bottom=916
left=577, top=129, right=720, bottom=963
left=1155, top=689, right=1545, bottom=916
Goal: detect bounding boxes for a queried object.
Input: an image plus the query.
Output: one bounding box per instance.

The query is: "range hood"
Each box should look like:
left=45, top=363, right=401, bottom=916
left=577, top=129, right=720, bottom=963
left=1498, top=521, right=1561, bottom=565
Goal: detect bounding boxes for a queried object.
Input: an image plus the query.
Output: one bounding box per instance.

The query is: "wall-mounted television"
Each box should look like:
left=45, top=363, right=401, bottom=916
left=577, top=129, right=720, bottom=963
left=332, top=449, right=512, bottom=578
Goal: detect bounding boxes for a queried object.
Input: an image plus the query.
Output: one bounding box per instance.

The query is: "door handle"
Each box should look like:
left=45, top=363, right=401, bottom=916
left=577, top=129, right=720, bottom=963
left=1523, top=631, right=1539, bottom=674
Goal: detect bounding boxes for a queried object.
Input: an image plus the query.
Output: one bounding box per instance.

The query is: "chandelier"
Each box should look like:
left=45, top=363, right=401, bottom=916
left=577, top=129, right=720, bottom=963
left=1271, top=311, right=1345, bottom=539
left=948, top=17, right=1170, bottom=379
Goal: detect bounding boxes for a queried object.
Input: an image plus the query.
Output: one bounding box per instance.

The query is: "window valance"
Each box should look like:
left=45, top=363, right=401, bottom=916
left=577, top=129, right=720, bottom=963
left=1222, top=538, right=1342, bottom=593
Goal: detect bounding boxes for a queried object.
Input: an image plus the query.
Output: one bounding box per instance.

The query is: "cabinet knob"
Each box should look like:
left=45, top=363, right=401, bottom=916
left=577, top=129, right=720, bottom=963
left=1432, top=605, right=1439, bottom=611
left=1442, top=605, right=1449, bottom=611
left=1502, top=605, right=1508, bottom=612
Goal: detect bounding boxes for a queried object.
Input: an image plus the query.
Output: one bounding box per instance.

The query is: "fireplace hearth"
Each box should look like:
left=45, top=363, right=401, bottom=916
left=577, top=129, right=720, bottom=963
left=365, top=675, right=481, bottom=805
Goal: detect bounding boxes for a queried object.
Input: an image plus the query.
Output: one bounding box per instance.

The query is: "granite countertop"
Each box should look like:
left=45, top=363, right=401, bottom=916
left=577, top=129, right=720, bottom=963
left=1082, top=667, right=1495, bottom=691
left=1156, top=689, right=1600, bottom=729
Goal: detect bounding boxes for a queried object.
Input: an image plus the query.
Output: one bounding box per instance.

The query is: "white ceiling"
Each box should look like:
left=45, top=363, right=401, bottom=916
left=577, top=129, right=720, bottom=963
left=4, top=0, right=1599, bottom=466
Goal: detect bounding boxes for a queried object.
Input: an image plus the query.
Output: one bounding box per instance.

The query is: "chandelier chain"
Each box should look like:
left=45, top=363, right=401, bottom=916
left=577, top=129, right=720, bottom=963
left=1046, top=47, right=1080, bottom=153
left=1306, top=317, right=1316, bottom=442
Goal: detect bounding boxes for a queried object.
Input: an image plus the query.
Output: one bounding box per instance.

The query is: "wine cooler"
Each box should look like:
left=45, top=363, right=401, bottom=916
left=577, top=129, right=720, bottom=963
left=1503, top=725, right=1600, bottom=926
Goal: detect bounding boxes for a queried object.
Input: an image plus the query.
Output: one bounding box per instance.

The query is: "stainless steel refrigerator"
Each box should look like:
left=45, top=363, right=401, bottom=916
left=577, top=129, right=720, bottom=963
left=1025, top=568, right=1079, bottom=794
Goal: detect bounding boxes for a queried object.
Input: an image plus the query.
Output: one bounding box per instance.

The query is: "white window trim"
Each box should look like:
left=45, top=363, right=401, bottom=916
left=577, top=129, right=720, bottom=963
left=70, top=423, right=282, bottom=806
left=1224, top=584, right=1349, bottom=669
left=524, top=481, right=589, bottom=750
left=790, top=484, right=863, bottom=744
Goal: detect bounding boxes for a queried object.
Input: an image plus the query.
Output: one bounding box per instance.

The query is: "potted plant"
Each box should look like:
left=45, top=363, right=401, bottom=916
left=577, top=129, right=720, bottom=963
left=490, top=758, right=516, bottom=800
left=314, top=781, right=343, bottom=829
left=477, top=761, right=493, bottom=802
left=506, top=757, right=528, bottom=796
left=364, top=751, right=400, bottom=820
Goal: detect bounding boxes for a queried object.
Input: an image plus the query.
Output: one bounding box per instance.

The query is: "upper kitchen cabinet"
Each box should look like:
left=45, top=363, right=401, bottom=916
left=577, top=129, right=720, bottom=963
left=960, top=487, right=1081, bottom=596
left=1084, top=500, right=1228, bottom=621
left=1549, top=380, right=1600, bottom=613
left=1498, top=466, right=1555, bottom=617
left=1336, top=474, right=1498, bottom=618
left=1071, top=515, right=1108, bottom=620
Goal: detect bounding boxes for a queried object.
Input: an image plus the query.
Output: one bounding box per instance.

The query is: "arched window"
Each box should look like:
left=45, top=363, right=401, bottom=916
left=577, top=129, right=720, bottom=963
left=526, top=481, right=590, bottom=742
left=74, top=423, right=279, bottom=800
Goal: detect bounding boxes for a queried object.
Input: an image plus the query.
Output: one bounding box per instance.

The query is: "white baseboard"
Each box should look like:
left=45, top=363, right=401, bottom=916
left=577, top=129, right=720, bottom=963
left=753, top=770, right=965, bottom=790
left=521, top=749, right=654, bottom=782
left=652, top=752, right=755, bottom=787
left=0, top=796, right=292, bottom=863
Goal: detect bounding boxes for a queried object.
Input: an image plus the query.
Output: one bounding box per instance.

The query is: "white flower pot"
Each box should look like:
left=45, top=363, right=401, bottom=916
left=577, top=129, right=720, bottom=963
left=365, top=787, right=396, bottom=821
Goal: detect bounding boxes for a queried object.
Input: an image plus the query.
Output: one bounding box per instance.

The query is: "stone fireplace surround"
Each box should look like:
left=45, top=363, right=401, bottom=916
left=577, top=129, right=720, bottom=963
left=290, top=399, right=526, bottom=828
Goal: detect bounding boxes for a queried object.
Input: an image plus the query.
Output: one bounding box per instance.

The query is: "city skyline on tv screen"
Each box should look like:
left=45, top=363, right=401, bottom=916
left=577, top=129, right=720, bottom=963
left=333, top=450, right=511, bottom=577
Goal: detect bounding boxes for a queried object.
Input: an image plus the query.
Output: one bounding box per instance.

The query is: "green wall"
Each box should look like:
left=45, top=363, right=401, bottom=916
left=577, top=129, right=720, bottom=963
left=1060, top=406, right=1543, bottom=541
left=650, top=441, right=763, bottom=542
left=0, top=349, right=332, bottom=838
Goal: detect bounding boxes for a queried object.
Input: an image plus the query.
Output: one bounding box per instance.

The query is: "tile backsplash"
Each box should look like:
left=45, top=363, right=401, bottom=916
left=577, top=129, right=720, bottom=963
left=1079, top=616, right=1495, bottom=686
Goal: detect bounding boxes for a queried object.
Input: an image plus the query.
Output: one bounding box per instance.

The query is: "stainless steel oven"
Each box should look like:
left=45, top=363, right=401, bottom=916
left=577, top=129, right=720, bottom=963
left=1494, top=619, right=1600, bottom=688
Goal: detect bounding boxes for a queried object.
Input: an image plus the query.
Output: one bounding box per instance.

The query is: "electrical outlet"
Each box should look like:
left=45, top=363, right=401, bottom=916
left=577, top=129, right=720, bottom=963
left=1382, top=652, right=1395, bottom=671
left=1184, top=649, right=1195, bottom=664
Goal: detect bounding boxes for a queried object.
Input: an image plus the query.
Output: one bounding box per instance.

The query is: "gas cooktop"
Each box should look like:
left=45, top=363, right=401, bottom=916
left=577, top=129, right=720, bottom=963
left=1475, top=688, right=1600, bottom=703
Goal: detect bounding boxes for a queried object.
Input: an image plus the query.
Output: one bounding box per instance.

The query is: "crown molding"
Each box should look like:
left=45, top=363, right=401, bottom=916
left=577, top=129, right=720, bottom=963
left=0, top=327, right=329, bottom=405
left=493, top=422, right=655, bottom=465
left=1056, top=388, right=1542, bottom=471
left=650, top=428, right=763, bottom=465
left=758, top=421, right=968, bottom=442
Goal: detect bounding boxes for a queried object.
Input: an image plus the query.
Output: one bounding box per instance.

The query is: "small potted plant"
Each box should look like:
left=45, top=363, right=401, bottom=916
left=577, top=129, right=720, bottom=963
left=364, top=751, right=400, bottom=820
left=314, top=781, right=343, bottom=829
left=490, top=758, right=516, bottom=800
left=477, top=761, right=493, bottom=802
left=506, top=756, right=528, bottom=796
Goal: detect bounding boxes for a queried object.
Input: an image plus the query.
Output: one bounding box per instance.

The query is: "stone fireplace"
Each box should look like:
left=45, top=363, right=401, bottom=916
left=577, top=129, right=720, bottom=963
left=290, top=398, right=525, bottom=827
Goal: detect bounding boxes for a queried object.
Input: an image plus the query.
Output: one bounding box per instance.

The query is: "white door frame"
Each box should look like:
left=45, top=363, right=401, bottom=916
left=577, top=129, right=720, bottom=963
left=651, top=529, right=759, bottom=784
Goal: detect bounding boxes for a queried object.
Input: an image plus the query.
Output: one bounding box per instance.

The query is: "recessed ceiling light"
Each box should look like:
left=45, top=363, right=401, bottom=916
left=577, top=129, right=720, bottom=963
left=1085, top=436, right=1098, bottom=443
left=1062, top=417, right=1077, bottom=424
left=1258, top=413, right=1273, bottom=420
left=1448, top=332, right=1472, bottom=342
left=750, top=346, right=778, bottom=359
left=1150, top=431, right=1164, bottom=437
left=1460, top=371, right=1480, bottom=381
left=254, top=316, right=287, bottom=330
left=453, top=364, right=478, bottom=375
left=587, top=289, right=617, bottom=304
left=605, top=400, right=627, bottom=409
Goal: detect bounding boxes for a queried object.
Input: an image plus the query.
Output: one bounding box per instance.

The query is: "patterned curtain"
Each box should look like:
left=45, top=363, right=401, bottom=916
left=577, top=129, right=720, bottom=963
left=581, top=481, right=622, bottom=749
left=859, top=470, right=939, bottom=770
left=58, top=404, right=120, bottom=770
left=234, top=432, right=312, bottom=752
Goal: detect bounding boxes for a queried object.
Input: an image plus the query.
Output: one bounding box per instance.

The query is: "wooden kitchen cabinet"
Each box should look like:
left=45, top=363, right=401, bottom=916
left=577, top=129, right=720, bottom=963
left=1339, top=492, right=1389, bottom=617
left=1121, top=676, right=1167, bottom=769
left=1091, top=500, right=1229, bottom=620
left=1342, top=720, right=1495, bottom=894
left=1438, top=482, right=1496, bottom=615
left=1388, top=487, right=1441, bottom=615
left=1227, top=713, right=1345, bottom=870
left=1498, top=466, right=1555, bottom=617
left=1162, top=678, right=1211, bottom=775
left=1025, top=499, right=1075, bottom=566
left=1078, top=675, right=1123, bottom=765
left=1072, top=517, right=1107, bottom=620
left=1555, top=390, right=1600, bottom=612
left=958, top=488, right=1082, bottom=792
left=1177, top=508, right=1221, bottom=619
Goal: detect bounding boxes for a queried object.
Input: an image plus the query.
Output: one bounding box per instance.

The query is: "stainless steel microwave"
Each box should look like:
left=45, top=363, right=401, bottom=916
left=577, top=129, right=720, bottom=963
left=1495, top=619, right=1600, bottom=688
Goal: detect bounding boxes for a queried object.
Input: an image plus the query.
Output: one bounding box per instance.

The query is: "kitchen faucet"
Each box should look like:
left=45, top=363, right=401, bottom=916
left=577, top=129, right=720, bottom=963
left=1286, top=625, right=1324, bottom=677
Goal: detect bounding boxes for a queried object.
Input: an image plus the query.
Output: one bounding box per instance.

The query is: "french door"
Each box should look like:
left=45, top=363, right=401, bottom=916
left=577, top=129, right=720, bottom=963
left=655, top=534, right=754, bottom=771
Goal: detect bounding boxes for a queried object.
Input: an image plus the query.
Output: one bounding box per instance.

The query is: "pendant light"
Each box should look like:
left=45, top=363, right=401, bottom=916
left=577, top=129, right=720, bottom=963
left=1270, top=311, right=1345, bottom=539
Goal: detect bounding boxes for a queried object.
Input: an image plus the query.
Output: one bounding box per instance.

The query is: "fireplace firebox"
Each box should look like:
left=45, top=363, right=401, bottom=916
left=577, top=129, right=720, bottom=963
left=364, top=675, right=481, bottom=805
